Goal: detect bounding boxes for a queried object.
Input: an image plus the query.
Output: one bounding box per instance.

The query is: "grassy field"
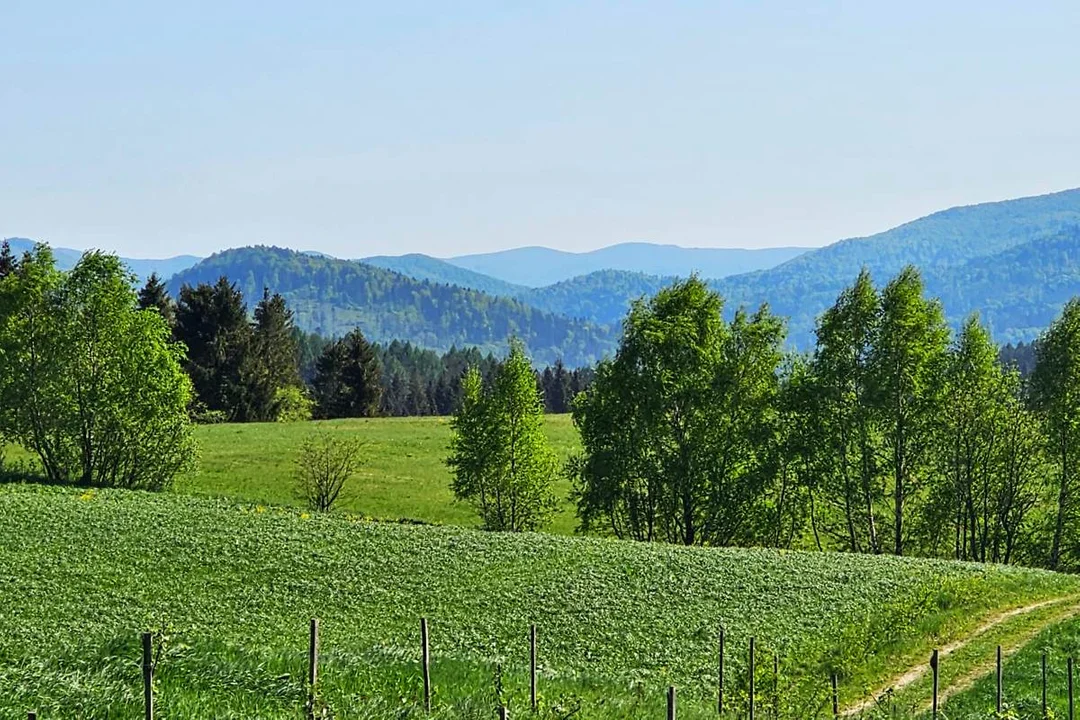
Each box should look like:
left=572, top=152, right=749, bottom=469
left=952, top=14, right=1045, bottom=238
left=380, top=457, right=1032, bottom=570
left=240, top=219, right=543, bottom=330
left=4, top=415, right=583, bottom=534
left=1, top=484, right=1078, bottom=719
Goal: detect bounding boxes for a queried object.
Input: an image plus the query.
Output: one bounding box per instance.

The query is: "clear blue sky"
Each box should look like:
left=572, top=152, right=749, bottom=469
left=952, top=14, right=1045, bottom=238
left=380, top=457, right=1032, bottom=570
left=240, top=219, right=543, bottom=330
left=2, top=1, right=1079, bottom=259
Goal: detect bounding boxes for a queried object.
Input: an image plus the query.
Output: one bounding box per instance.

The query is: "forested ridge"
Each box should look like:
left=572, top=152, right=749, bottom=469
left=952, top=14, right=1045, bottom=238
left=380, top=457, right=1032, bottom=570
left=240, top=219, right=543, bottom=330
left=167, top=246, right=617, bottom=366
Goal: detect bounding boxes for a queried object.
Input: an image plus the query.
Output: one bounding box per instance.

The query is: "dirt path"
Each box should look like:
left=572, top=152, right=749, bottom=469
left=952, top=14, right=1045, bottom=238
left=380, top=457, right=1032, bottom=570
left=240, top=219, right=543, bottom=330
left=841, top=596, right=1080, bottom=717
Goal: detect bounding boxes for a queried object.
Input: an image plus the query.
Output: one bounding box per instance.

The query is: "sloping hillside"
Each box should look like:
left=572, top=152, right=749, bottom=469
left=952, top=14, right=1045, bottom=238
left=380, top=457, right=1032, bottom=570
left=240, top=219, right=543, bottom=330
left=447, top=242, right=808, bottom=287
left=167, top=246, right=617, bottom=365
left=715, top=189, right=1080, bottom=345
left=362, top=252, right=528, bottom=298
left=1, top=484, right=1075, bottom=718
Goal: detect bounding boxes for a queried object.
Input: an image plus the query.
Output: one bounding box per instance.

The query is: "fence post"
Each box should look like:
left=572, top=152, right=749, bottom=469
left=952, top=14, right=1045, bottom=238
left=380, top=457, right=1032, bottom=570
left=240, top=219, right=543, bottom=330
left=718, top=627, right=725, bottom=716
left=749, top=636, right=756, bottom=720
left=931, top=648, right=939, bottom=720
left=530, top=623, right=537, bottom=713
left=996, top=644, right=1002, bottom=713
left=1043, top=652, right=1048, bottom=718
left=421, top=617, right=432, bottom=713
left=667, top=685, right=677, bottom=720
left=1069, top=656, right=1075, bottom=720
left=308, top=618, right=319, bottom=720
left=142, top=631, right=154, bottom=720
left=830, top=673, right=839, bottom=720
left=772, top=653, right=779, bottom=719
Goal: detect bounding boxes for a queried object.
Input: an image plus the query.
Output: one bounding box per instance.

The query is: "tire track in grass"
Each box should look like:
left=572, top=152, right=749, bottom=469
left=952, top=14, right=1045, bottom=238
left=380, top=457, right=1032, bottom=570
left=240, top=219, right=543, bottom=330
left=841, top=595, right=1080, bottom=717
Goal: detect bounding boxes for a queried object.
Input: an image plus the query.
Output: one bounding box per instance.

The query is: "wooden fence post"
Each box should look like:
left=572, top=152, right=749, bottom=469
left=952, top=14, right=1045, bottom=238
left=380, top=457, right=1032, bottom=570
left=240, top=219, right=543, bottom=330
left=142, top=631, right=154, bottom=720
left=931, top=648, right=939, bottom=720
left=1043, top=652, right=1048, bottom=718
left=996, top=644, right=1002, bottom=713
left=308, top=618, right=319, bottom=720
left=774, top=653, right=780, bottom=719
left=530, top=623, right=537, bottom=714
left=830, top=673, right=839, bottom=720
left=421, top=617, right=432, bottom=713
left=1069, top=656, right=1075, bottom=720
left=749, top=636, right=756, bottom=720
left=718, top=627, right=725, bottom=716
left=667, top=685, right=676, bottom=720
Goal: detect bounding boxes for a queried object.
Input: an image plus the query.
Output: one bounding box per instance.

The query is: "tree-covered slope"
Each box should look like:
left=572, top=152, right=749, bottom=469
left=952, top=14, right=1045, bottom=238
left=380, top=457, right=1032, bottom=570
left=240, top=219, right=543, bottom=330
left=714, top=189, right=1080, bottom=346
left=167, top=246, right=617, bottom=365
left=927, top=229, right=1080, bottom=344
left=361, top=253, right=528, bottom=298
left=447, top=242, right=808, bottom=287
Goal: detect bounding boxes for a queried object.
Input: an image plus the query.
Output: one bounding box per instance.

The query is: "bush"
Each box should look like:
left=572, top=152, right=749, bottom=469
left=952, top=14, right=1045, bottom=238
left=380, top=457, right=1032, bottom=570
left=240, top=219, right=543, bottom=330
left=294, top=431, right=364, bottom=512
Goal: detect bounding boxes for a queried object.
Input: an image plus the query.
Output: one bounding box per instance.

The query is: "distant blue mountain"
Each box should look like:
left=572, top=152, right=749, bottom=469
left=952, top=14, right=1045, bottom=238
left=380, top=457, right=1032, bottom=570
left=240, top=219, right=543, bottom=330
left=443, top=242, right=809, bottom=287
left=4, top=237, right=201, bottom=282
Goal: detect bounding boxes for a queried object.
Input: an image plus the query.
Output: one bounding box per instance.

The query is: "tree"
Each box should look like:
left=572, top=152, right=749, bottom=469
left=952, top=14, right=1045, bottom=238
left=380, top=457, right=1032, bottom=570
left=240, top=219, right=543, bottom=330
left=312, top=329, right=382, bottom=418
left=174, top=277, right=255, bottom=421
left=571, top=277, right=784, bottom=546
left=0, top=246, right=196, bottom=489
left=251, top=288, right=303, bottom=421
left=447, top=342, right=559, bottom=532
left=811, top=269, right=883, bottom=553
left=1031, top=298, right=1080, bottom=570
left=294, top=431, right=364, bottom=512
left=0, top=240, right=17, bottom=281
left=137, top=272, right=175, bottom=328
left=869, top=266, right=950, bottom=556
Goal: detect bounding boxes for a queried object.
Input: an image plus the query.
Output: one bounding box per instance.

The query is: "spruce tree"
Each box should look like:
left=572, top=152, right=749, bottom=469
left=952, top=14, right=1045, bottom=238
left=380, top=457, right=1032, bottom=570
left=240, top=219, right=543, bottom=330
left=312, top=329, right=382, bottom=418
left=137, top=272, right=175, bottom=328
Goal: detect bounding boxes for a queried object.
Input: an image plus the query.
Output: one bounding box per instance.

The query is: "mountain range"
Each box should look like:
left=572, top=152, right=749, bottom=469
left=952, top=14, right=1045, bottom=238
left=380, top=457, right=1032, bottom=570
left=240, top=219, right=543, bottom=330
left=8, top=188, right=1080, bottom=361
left=426, top=243, right=808, bottom=287
left=3, top=238, right=200, bottom=283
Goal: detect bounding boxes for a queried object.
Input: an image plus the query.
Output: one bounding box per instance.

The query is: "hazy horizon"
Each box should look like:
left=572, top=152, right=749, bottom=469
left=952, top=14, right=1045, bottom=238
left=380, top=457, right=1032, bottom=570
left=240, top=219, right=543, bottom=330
left=4, top=3, right=1080, bottom=258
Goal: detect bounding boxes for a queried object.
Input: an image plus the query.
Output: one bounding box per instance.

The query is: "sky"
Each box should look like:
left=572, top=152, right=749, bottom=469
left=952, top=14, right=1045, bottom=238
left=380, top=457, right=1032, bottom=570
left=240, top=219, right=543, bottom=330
left=2, top=1, right=1079, bottom=260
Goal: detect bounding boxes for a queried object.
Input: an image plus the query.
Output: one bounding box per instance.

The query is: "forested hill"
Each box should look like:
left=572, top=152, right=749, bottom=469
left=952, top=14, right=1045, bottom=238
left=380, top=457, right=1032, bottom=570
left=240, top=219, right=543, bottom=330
left=363, top=255, right=671, bottom=326
left=714, top=188, right=1080, bottom=346
left=166, top=246, right=618, bottom=366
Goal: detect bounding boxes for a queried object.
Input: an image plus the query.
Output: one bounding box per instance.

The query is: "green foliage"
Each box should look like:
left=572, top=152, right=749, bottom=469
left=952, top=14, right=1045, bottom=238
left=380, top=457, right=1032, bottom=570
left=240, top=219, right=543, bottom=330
left=572, top=277, right=786, bottom=545
left=1031, top=298, right=1080, bottom=570
left=294, top=431, right=364, bottom=512
left=0, top=245, right=196, bottom=490
left=869, top=266, right=951, bottom=556
left=312, top=329, right=383, bottom=418
left=447, top=343, right=559, bottom=531
left=0, top=483, right=1075, bottom=718
left=273, top=386, right=314, bottom=422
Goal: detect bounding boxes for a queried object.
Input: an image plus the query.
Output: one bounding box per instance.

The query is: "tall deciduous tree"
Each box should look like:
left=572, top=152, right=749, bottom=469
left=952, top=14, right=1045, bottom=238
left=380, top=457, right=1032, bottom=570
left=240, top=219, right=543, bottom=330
left=811, top=269, right=883, bottom=553
left=312, top=329, right=383, bottom=418
left=1031, top=298, right=1080, bottom=570
left=0, top=246, right=196, bottom=489
left=571, top=277, right=784, bottom=546
left=869, top=266, right=950, bottom=556
left=447, top=342, right=559, bottom=532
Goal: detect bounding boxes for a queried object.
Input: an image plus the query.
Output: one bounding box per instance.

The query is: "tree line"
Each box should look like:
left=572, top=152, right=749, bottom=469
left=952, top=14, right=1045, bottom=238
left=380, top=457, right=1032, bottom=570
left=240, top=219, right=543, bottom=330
left=449, top=267, right=1080, bottom=572
left=141, top=271, right=595, bottom=422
